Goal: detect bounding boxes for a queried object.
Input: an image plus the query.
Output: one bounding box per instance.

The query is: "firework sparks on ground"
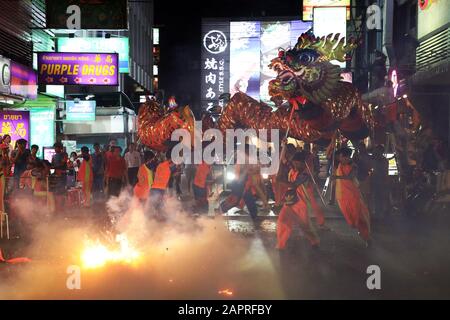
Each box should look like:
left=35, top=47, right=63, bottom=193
left=81, top=233, right=140, bottom=269
left=218, top=289, right=234, bottom=296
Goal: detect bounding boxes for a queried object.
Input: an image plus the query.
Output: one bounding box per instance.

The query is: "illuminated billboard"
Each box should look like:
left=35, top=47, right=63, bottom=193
left=302, top=0, right=350, bottom=21
left=66, top=100, right=96, bottom=121
left=418, top=0, right=450, bottom=39
left=0, top=56, right=11, bottom=95
left=201, top=19, right=312, bottom=110
left=30, top=108, right=55, bottom=158
left=38, top=52, right=119, bottom=86
left=313, top=7, right=347, bottom=68
left=57, top=38, right=129, bottom=73
left=11, top=62, right=38, bottom=99
left=0, top=110, right=30, bottom=147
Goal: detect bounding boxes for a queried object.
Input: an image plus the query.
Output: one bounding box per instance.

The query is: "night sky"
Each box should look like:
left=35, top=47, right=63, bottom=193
left=154, top=0, right=302, bottom=113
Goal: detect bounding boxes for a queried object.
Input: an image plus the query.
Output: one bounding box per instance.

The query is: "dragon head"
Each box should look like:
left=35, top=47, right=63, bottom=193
left=268, top=31, right=358, bottom=105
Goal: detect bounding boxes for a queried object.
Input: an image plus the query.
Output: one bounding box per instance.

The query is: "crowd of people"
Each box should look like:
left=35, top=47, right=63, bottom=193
left=1, top=129, right=447, bottom=250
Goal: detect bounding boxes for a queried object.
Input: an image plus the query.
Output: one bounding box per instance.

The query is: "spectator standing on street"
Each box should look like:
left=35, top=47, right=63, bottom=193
left=29, top=145, right=39, bottom=166
left=78, top=146, right=94, bottom=207
left=0, top=143, right=9, bottom=212
left=104, top=138, right=118, bottom=169
left=2, top=134, right=14, bottom=159
left=105, top=146, right=127, bottom=197
left=67, top=151, right=80, bottom=188
left=51, top=142, right=68, bottom=211
left=124, top=142, right=141, bottom=187
left=92, top=142, right=105, bottom=199
left=11, top=139, right=30, bottom=190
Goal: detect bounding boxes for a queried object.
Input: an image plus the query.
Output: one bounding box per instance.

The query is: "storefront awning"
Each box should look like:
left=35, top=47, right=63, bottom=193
left=12, top=93, right=60, bottom=109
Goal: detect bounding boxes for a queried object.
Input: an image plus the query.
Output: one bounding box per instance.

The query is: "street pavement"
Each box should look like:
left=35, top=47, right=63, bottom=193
left=1, top=189, right=449, bottom=299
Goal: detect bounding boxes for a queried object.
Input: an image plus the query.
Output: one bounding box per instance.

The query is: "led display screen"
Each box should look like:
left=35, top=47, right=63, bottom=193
left=201, top=19, right=312, bottom=110
left=313, top=7, right=347, bottom=68
left=57, top=38, right=129, bottom=73
left=66, top=100, right=96, bottom=121
left=302, top=0, right=350, bottom=21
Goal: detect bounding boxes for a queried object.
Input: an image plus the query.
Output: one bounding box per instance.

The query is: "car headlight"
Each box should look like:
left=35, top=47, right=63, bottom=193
left=262, top=173, right=269, bottom=179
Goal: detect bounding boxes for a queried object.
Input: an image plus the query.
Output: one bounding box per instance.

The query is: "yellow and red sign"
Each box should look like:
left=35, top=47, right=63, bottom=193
left=37, top=52, right=119, bottom=86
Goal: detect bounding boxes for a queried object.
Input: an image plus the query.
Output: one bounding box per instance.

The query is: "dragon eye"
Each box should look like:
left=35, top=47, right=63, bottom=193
left=297, top=49, right=320, bottom=65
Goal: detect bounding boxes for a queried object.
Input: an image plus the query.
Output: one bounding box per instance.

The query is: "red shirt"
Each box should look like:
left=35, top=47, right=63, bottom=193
left=106, top=156, right=126, bottom=179
left=193, top=162, right=210, bottom=188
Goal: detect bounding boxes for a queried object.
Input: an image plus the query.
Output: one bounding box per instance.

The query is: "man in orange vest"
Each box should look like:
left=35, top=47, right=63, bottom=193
left=277, top=151, right=320, bottom=250
left=150, top=150, right=176, bottom=212
left=134, top=151, right=156, bottom=202
left=193, top=160, right=211, bottom=214
left=77, top=146, right=94, bottom=207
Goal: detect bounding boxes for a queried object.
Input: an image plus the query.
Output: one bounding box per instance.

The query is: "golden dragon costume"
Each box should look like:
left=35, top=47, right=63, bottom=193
left=138, top=31, right=373, bottom=150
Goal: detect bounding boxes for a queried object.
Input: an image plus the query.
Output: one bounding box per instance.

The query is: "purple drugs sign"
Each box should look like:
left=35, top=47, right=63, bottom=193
left=37, top=52, right=119, bottom=86
left=0, top=110, right=30, bottom=147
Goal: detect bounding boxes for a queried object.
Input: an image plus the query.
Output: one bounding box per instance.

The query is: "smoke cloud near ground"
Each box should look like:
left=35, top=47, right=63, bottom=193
left=0, top=192, right=284, bottom=299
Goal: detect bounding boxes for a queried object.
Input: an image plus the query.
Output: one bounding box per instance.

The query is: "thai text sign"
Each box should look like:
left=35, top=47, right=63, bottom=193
left=0, top=110, right=30, bottom=146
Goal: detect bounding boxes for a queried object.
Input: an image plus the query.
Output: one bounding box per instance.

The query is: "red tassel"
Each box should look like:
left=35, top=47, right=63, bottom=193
left=288, top=96, right=308, bottom=111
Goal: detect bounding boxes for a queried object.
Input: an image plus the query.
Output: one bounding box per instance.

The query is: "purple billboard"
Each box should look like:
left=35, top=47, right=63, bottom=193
left=37, top=52, right=119, bottom=86
left=11, top=62, right=38, bottom=99
left=0, top=110, right=30, bottom=147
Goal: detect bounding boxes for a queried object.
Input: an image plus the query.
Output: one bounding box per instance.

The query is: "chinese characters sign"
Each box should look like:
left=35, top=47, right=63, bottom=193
left=0, top=111, right=30, bottom=147
left=201, top=20, right=230, bottom=111
left=201, top=19, right=312, bottom=110
left=37, top=52, right=119, bottom=86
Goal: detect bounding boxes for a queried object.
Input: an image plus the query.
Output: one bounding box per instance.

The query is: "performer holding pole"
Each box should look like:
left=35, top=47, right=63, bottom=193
left=303, top=144, right=329, bottom=229
left=276, top=151, right=320, bottom=249
left=272, top=97, right=304, bottom=209
left=332, top=147, right=371, bottom=247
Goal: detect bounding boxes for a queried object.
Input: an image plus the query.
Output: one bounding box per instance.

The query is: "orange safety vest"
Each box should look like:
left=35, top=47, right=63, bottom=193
left=134, top=164, right=154, bottom=200
left=151, top=161, right=171, bottom=190
left=193, top=162, right=210, bottom=188
left=288, top=169, right=309, bottom=201
left=78, top=158, right=93, bottom=184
